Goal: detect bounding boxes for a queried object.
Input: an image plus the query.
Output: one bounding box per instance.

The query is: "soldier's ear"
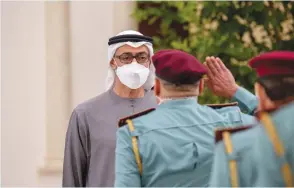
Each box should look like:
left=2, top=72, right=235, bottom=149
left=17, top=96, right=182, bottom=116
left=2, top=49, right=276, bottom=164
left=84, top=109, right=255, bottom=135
left=254, top=83, right=260, bottom=98
left=255, top=82, right=276, bottom=112
left=199, top=79, right=204, bottom=95
left=154, top=78, right=160, bottom=97
left=255, top=83, right=262, bottom=112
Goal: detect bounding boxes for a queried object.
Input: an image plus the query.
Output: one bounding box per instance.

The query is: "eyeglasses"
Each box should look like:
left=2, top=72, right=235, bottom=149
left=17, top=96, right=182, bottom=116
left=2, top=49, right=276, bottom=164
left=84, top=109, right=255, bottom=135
left=114, top=52, right=150, bottom=64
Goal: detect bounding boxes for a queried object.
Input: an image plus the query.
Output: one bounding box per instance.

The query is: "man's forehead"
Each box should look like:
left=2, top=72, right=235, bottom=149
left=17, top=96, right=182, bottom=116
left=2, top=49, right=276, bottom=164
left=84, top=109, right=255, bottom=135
left=116, top=44, right=149, bottom=54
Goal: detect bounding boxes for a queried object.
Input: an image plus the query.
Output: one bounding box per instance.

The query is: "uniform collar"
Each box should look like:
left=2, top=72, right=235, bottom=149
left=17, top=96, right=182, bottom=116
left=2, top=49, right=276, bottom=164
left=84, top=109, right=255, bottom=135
left=271, top=100, right=294, bottom=117
left=255, top=100, right=294, bottom=120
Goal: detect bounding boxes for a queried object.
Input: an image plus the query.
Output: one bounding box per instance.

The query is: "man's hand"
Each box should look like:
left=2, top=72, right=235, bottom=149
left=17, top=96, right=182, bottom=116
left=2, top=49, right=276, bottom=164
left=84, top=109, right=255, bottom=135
left=204, top=56, right=238, bottom=99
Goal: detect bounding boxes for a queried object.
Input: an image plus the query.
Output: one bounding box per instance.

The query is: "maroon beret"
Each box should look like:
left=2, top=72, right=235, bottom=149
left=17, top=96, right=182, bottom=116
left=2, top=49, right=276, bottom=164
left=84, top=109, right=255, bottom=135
left=249, top=51, right=294, bottom=77
left=152, top=49, right=207, bottom=84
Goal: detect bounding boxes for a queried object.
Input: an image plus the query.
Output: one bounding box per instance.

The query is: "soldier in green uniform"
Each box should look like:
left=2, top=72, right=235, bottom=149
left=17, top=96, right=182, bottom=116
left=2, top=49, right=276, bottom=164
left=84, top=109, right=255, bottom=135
left=114, top=49, right=258, bottom=187
left=209, top=51, right=294, bottom=187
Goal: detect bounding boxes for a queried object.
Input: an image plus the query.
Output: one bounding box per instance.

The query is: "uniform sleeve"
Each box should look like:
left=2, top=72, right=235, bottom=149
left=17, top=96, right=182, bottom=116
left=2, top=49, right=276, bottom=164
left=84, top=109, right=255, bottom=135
left=62, top=110, right=88, bottom=187
left=233, top=87, right=258, bottom=115
left=240, top=112, right=257, bottom=126
left=209, top=142, right=231, bottom=187
left=115, top=127, right=141, bottom=187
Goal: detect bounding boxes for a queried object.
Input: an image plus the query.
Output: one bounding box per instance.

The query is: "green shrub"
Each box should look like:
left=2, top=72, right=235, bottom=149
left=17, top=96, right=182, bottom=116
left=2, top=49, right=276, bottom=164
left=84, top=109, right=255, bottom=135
left=133, top=1, right=294, bottom=104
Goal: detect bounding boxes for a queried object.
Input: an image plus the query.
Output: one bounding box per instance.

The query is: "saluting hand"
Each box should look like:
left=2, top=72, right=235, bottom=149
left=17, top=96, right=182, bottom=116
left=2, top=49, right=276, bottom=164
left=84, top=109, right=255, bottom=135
left=204, top=56, right=238, bottom=99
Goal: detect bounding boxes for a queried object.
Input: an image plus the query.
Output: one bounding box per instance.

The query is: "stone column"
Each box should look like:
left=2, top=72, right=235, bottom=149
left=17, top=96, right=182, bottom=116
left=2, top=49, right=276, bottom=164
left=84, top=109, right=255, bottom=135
left=38, top=1, right=71, bottom=174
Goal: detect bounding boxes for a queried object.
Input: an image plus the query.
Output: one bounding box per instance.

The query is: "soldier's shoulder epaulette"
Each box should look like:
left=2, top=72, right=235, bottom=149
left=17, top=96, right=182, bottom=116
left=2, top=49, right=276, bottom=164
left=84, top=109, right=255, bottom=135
left=206, top=102, right=238, bottom=109
left=215, top=125, right=253, bottom=143
left=118, top=108, right=156, bottom=128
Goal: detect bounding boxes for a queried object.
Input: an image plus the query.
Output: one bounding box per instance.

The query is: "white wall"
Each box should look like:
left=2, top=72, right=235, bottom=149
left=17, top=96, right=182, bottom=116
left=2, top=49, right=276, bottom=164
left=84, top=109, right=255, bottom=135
left=1, top=1, right=137, bottom=186
left=70, top=1, right=114, bottom=109
left=0, top=0, right=3, bottom=185
left=1, top=1, right=47, bottom=186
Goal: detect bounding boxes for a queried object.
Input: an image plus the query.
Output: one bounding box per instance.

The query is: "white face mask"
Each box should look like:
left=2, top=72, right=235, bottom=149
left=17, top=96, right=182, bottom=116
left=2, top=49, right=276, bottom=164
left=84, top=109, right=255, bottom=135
left=115, top=62, right=150, bottom=89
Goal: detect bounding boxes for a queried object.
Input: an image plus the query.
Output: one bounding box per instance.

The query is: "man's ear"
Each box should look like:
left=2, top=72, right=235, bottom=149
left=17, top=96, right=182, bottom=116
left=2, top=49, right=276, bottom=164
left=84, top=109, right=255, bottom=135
left=154, top=78, right=160, bottom=97
left=254, top=82, right=260, bottom=98
left=255, top=82, right=277, bottom=112
left=199, top=79, right=204, bottom=95
left=110, top=59, right=116, bottom=70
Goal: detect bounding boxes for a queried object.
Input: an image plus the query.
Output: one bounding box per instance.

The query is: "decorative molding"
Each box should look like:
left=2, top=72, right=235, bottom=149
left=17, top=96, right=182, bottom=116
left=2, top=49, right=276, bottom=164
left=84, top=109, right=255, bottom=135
left=38, top=1, right=70, bottom=175
left=38, top=158, right=63, bottom=175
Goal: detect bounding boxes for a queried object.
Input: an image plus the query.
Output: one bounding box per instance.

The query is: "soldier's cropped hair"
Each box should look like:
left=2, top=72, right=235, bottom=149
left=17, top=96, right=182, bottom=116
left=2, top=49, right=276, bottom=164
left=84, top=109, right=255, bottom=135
left=159, top=78, right=200, bottom=92
left=257, top=74, right=294, bottom=101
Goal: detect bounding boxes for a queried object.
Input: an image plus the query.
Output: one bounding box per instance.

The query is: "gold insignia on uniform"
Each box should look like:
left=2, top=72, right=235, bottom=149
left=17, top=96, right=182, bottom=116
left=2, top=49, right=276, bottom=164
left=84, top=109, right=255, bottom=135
left=206, top=102, right=239, bottom=109
left=118, top=108, right=156, bottom=128
left=214, top=125, right=253, bottom=143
